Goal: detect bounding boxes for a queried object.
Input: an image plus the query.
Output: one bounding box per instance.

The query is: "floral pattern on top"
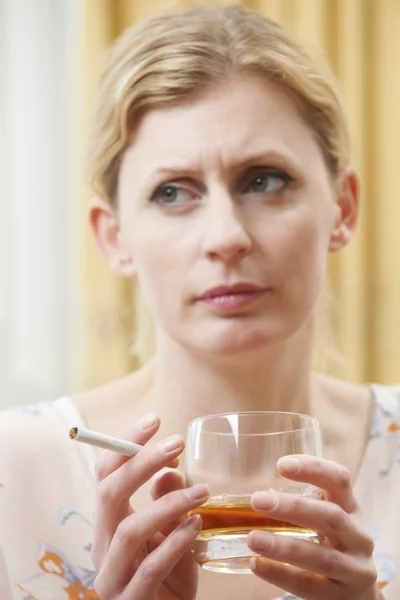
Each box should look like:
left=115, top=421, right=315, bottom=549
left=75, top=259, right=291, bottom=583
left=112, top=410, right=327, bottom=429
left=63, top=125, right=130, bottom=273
left=15, top=509, right=100, bottom=600
left=370, top=386, right=400, bottom=479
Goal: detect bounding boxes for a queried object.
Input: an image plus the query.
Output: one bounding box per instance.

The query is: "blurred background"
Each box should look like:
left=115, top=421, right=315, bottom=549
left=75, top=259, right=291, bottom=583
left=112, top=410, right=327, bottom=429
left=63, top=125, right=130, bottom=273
left=0, top=0, right=399, bottom=409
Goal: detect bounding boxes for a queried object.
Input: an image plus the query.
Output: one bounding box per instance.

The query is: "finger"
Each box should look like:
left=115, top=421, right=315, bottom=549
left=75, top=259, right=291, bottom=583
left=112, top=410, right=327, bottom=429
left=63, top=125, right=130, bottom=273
left=96, top=484, right=209, bottom=596
left=277, top=455, right=359, bottom=513
left=248, top=531, right=377, bottom=586
left=151, top=471, right=187, bottom=538
left=95, top=413, right=161, bottom=482
left=250, top=557, right=338, bottom=600
left=93, top=432, right=184, bottom=567
left=151, top=470, right=185, bottom=501
left=122, top=515, right=202, bottom=600
left=251, top=491, right=374, bottom=555
left=98, top=433, right=185, bottom=507
left=93, top=418, right=159, bottom=572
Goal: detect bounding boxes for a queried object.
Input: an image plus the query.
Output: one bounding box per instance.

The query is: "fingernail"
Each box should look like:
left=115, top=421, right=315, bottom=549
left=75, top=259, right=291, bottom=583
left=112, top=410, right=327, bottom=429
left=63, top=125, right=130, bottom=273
left=250, top=556, right=267, bottom=573
left=277, top=457, right=300, bottom=474
left=138, top=412, right=158, bottom=430
left=249, top=530, right=274, bottom=553
left=185, top=483, right=210, bottom=502
left=157, top=434, right=183, bottom=454
left=249, top=557, right=258, bottom=572
left=252, top=491, right=278, bottom=511
left=185, top=514, right=202, bottom=532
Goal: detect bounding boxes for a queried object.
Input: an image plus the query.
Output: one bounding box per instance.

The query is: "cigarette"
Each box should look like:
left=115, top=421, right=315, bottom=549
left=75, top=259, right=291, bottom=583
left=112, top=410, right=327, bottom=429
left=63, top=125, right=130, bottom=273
left=69, top=426, right=179, bottom=468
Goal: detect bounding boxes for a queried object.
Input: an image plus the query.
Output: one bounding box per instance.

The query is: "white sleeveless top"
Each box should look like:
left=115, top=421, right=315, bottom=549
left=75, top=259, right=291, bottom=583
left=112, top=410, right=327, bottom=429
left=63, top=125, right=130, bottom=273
left=0, top=385, right=399, bottom=600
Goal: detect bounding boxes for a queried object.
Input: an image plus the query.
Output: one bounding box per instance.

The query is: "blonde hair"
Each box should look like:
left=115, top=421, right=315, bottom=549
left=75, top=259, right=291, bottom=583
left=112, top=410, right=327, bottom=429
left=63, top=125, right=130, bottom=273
left=86, top=4, right=351, bottom=371
left=87, top=4, right=351, bottom=207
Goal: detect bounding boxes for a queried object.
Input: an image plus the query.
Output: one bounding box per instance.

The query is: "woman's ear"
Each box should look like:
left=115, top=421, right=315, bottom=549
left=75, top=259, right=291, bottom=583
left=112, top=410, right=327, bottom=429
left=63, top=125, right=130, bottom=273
left=87, top=196, right=136, bottom=277
left=329, top=167, right=360, bottom=253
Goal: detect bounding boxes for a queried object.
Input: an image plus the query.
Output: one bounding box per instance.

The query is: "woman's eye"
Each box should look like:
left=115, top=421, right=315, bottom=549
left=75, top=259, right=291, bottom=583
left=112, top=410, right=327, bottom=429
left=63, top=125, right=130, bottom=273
left=151, top=185, right=194, bottom=206
left=244, top=170, right=293, bottom=195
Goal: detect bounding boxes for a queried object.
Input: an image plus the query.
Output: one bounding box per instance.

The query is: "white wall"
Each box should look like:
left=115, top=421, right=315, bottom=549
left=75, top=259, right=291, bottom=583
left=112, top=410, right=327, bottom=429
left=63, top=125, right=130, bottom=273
left=0, top=0, right=81, bottom=408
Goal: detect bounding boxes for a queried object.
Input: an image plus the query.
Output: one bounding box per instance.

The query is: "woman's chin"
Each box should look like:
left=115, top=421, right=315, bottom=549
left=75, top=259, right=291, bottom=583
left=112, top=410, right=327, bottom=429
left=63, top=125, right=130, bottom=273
left=196, top=323, right=286, bottom=356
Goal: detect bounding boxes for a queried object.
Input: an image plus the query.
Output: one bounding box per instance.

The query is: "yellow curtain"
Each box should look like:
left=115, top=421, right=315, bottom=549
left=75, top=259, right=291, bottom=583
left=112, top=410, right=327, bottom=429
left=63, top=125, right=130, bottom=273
left=79, top=0, right=400, bottom=390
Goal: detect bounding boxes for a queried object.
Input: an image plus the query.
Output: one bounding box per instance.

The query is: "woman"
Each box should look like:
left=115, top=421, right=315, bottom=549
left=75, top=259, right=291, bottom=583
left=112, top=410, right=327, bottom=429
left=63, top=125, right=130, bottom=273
left=0, top=4, right=398, bottom=600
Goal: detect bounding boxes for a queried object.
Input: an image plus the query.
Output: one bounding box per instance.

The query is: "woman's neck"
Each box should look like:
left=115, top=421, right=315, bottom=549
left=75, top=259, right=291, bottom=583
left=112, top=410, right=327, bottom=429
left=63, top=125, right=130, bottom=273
left=150, top=318, right=318, bottom=435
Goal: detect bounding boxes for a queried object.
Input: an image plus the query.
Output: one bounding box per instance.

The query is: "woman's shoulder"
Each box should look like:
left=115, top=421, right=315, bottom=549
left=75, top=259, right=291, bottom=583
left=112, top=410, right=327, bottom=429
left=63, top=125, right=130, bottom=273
left=0, top=360, right=154, bottom=480
left=317, top=374, right=400, bottom=407
left=0, top=397, right=68, bottom=453
left=0, top=396, right=95, bottom=485
left=317, top=375, right=400, bottom=431
left=315, top=373, right=374, bottom=419
left=317, top=376, right=400, bottom=446
left=0, top=397, right=74, bottom=475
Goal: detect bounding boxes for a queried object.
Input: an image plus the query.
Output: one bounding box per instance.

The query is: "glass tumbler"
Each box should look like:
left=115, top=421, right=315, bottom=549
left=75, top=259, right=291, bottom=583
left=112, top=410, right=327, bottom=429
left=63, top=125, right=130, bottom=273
left=185, top=411, right=323, bottom=574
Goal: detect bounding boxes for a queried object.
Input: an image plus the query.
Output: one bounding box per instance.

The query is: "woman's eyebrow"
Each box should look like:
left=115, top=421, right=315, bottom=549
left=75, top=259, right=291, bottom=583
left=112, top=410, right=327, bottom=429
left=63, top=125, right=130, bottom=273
left=145, top=149, right=300, bottom=181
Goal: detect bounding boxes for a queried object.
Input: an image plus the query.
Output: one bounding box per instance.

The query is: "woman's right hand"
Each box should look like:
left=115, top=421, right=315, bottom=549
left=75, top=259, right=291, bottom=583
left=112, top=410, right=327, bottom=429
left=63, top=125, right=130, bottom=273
left=91, top=413, right=209, bottom=600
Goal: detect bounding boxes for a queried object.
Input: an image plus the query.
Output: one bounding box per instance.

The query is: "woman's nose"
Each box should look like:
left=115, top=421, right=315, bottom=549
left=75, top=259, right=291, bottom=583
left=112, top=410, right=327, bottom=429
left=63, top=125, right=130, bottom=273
left=201, top=198, right=252, bottom=263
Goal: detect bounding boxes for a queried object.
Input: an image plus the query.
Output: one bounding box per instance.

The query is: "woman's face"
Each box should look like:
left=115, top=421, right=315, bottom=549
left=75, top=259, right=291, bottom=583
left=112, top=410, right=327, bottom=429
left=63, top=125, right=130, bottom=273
left=96, top=76, right=357, bottom=356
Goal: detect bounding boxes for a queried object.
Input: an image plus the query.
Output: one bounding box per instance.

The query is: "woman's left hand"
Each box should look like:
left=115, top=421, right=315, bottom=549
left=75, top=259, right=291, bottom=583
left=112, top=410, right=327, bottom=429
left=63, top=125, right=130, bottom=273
left=248, top=455, right=381, bottom=600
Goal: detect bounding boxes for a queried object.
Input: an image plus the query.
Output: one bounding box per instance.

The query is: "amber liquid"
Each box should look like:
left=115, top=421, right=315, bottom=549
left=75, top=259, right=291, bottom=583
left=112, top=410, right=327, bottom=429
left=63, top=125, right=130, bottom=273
left=188, top=499, right=323, bottom=573
left=189, top=502, right=319, bottom=538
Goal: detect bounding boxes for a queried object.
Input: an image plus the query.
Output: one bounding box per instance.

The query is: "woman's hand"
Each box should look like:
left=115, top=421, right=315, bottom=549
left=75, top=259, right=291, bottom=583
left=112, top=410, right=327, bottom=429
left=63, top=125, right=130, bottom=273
left=91, top=413, right=209, bottom=600
left=248, top=455, right=381, bottom=600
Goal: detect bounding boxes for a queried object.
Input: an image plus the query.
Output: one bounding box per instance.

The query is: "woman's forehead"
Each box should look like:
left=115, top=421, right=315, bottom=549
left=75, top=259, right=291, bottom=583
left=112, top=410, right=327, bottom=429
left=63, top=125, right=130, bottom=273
left=121, top=76, right=322, bottom=178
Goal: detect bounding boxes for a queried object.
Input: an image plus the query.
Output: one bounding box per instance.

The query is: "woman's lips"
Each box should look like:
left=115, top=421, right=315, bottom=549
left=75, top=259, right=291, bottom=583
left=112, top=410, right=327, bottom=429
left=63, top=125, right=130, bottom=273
left=197, top=283, right=269, bottom=312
